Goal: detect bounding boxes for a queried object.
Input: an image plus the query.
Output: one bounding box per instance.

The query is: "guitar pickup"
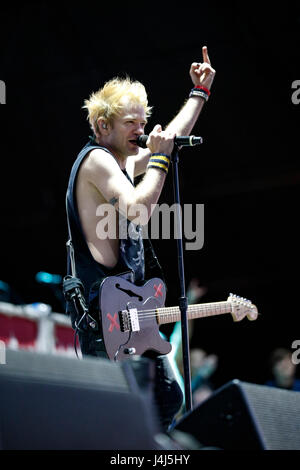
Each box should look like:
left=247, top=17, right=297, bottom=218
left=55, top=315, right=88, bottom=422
left=118, top=308, right=140, bottom=333
left=128, top=308, right=140, bottom=332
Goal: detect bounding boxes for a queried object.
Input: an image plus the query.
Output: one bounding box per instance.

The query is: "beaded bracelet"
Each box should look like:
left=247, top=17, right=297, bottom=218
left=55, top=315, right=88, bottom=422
left=189, top=86, right=210, bottom=101
left=147, top=153, right=171, bottom=174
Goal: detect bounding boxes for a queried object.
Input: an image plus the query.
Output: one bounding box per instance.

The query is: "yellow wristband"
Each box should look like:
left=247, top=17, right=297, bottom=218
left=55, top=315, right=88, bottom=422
left=147, top=153, right=171, bottom=174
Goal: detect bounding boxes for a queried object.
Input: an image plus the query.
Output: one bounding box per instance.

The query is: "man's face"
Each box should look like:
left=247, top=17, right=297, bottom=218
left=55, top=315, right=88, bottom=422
left=106, top=101, right=147, bottom=160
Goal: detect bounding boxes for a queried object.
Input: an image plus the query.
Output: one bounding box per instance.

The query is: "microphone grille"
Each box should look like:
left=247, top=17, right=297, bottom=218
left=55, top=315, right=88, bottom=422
left=136, top=135, right=148, bottom=148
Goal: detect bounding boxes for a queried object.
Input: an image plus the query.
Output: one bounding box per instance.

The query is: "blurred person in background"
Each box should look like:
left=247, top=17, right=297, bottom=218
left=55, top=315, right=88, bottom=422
left=265, top=347, right=300, bottom=391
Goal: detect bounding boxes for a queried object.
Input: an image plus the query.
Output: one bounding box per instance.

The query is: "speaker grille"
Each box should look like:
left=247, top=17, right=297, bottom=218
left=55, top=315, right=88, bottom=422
left=240, top=382, right=300, bottom=450
left=175, top=379, right=300, bottom=450
left=0, top=349, right=160, bottom=449
left=1, top=349, right=130, bottom=392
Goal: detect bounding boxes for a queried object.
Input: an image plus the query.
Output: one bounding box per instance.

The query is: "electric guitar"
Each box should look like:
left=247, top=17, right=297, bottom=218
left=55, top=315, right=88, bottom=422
left=98, top=276, right=258, bottom=361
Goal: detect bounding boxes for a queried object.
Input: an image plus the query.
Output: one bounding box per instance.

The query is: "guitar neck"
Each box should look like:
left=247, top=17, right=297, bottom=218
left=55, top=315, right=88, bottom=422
left=157, top=301, right=232, bottom=325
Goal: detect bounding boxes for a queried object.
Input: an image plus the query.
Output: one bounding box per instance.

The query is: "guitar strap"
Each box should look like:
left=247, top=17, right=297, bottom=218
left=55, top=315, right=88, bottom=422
left=63, top=195, right=98, bottom=333
left=65, top=193, right=77, bottom=278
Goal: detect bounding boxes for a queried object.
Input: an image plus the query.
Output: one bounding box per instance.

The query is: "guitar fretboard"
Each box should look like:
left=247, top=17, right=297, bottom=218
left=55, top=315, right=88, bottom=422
left=157, top=301, right=232, bottom=325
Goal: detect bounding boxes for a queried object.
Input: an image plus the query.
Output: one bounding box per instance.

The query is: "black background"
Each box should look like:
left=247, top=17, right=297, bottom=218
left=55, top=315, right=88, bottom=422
left=0, top=1, right=299, bottom=387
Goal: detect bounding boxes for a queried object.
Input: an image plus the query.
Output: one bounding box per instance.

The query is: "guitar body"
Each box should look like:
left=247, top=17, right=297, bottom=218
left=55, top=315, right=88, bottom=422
left=99, top=276, right=171, bottom=361
left=98, top=276, right=258, bottom=361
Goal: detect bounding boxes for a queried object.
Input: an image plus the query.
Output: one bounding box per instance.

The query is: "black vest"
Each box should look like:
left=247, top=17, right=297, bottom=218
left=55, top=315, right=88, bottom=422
left=65, top=137, right=164, bottom=321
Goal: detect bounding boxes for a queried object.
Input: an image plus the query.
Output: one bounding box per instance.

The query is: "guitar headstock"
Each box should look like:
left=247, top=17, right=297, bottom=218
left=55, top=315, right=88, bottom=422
left=227, top=294, right=258, bottom=322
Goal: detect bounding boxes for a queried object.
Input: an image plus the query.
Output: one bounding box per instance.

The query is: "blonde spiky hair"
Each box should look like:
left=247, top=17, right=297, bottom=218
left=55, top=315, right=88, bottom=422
left=82, top=77, right=152, bottom=136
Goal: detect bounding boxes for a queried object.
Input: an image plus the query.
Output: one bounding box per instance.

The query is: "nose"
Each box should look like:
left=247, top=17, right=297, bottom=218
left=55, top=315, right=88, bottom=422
left=136, top=127, right=144, bottom=136
left=135, top=123, right=145, bottom=135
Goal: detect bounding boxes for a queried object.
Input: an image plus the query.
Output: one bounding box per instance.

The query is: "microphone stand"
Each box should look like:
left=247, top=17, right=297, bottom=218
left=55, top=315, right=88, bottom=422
left=170, top=143, right=192, bottom=413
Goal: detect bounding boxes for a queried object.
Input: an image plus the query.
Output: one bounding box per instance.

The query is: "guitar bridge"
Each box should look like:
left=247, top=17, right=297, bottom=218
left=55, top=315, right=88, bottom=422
left=119, top=308, right=140, bottom=333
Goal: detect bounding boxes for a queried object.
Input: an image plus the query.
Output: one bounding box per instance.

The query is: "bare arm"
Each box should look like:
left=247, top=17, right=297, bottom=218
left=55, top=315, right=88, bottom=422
left=133, top=46, right=216, bottom=176
left=166, top=46, right=215, bottom=135
left=86, top=126, right=175, bottom=224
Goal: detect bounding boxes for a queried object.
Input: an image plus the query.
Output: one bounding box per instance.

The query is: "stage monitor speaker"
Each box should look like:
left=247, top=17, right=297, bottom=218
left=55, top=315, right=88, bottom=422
left=0, top=349, right=162, bottom=450
left=175, top=379, right=300, bottom=450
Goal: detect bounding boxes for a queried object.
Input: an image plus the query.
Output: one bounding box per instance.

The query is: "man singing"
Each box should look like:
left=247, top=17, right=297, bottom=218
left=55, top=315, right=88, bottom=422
left=65, top=46, right=215, bottom=430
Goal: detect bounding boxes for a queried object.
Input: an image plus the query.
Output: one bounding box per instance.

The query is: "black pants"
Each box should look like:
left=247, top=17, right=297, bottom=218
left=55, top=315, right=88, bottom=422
left=79, top=329, right=183, bottom=431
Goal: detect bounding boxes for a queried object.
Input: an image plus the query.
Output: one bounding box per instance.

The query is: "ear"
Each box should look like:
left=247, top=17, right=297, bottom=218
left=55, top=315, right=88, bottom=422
left=97, top=118, right=110, bottom=135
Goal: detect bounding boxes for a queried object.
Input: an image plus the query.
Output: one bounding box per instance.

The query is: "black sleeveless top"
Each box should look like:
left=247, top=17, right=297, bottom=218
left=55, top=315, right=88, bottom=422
left=66, top=137, right=164, bottom=319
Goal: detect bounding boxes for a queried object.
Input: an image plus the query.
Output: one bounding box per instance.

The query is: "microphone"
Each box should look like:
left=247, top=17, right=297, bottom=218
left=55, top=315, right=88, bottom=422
left=136, top=134, right=203, bottom=148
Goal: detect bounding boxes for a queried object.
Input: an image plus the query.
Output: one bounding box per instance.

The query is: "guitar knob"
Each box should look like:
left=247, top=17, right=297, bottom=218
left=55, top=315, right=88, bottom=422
left=124, top=348, right=136, bottom=355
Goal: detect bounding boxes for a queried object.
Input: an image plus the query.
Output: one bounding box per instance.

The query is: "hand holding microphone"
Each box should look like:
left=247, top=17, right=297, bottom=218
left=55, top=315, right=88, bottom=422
left=143, top=124, right=176, bottom=155
left=141, top=126, right=203, bottom=176
left=136, top=128, right=203, bottom=150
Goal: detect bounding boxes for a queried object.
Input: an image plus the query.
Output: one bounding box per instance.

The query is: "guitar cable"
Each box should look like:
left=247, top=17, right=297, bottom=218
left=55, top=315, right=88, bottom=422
left=114, top=331, right=133, bottom=361
left=73, top=310, right=86, bottom=359
left=63, top=275, right=98, bottom=359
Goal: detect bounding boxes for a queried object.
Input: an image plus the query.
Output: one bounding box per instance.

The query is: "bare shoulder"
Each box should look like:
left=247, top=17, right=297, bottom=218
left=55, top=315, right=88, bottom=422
left=77, top=148, right=136, bottom=206
left=81, top=148, right=120, bottom=176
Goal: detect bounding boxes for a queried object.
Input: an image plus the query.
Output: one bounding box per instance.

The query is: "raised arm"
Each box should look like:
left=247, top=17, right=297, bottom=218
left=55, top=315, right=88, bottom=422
left=166, top=46, right=215, bottom=135
left=133, top=46, right=216, bottom=176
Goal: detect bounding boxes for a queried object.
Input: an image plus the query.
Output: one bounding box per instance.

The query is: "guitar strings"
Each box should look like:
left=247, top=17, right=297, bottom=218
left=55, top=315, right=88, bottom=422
left=125, top=304, right=226, bottom=316
left=133, top=303, right=230, bottom=316
left=122, top=304, right=230, bottom=322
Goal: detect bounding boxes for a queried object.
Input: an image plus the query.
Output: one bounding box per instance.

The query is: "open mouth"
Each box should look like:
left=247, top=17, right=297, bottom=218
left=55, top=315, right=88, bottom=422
left=129, top=139, right=138, bottom=146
